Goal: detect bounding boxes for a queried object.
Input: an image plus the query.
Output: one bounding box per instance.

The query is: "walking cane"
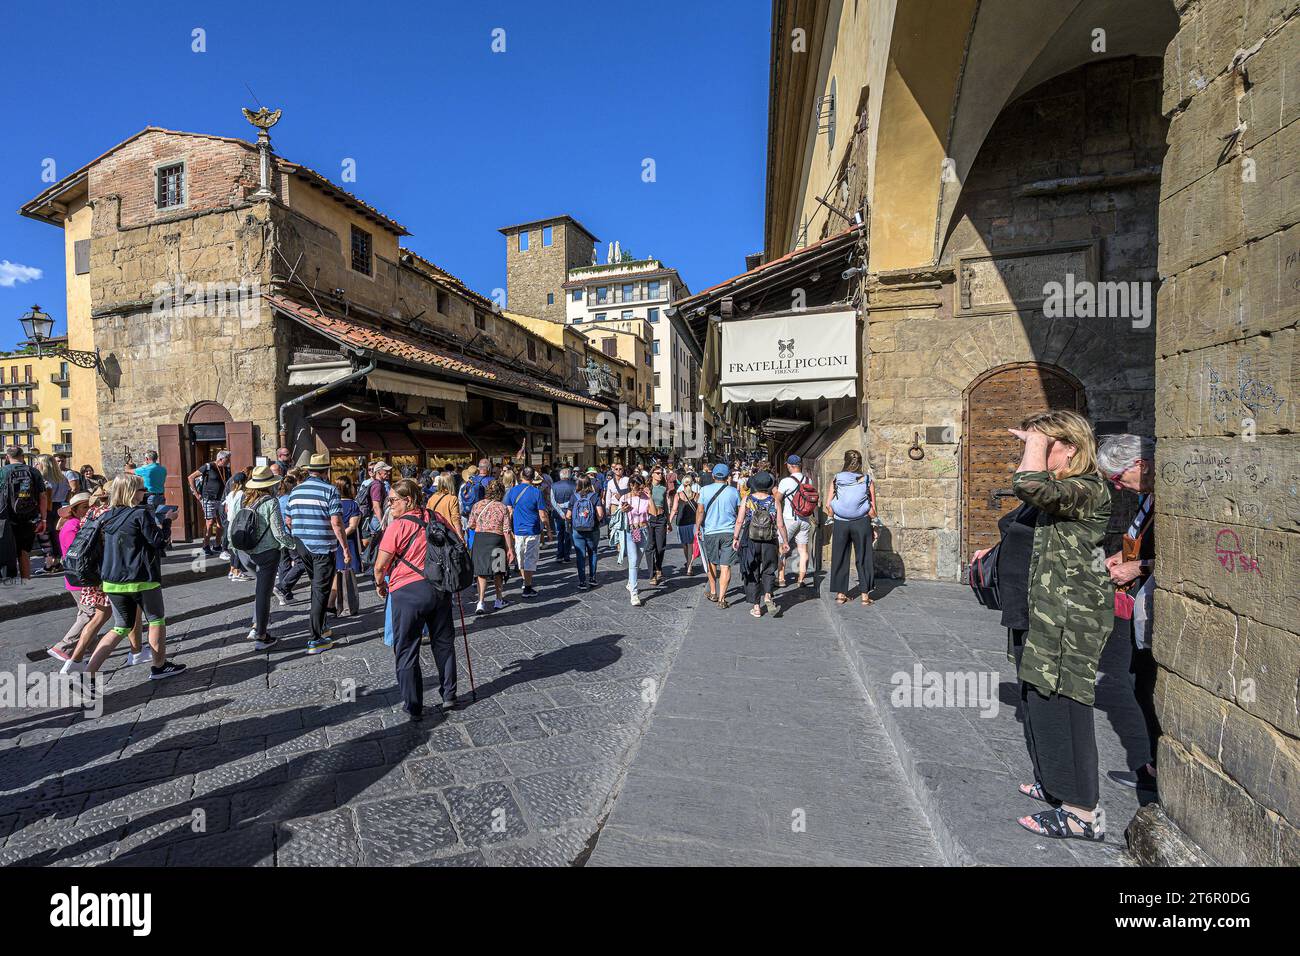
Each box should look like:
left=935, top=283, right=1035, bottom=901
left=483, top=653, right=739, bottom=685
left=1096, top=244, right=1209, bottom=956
left=455, top=589, right=476, bottom=701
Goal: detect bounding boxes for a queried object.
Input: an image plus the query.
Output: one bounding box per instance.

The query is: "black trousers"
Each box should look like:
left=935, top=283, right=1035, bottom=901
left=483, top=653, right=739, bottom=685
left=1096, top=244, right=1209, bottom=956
left=276, top=546, right=304, bottom=595
left=1130, top=630, right=1161, bottom=766
left=249, top=549, right=281, bottom=636
left=554, top=516, right=571, bottom=562
left=1021, top=678, right=1099, bottom=808
left=296, top=542, right=335, bottom=641
left=830, top=516, right=873, bottom=595
left=389, top=579, right=456, bottom=714
left=646, top=516, right=667, bottom=574
left=743, top=540, right=779, bottom=604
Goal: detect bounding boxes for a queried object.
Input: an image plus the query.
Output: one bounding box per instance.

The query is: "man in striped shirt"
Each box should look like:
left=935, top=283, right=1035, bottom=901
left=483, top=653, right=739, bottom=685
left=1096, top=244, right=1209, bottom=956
left=285, top=454, right=350, bottom=653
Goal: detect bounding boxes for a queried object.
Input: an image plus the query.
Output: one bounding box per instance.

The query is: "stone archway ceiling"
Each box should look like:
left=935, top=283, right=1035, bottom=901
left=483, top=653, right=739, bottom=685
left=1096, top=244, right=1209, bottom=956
left=933, top=0, right=1179, bottom=256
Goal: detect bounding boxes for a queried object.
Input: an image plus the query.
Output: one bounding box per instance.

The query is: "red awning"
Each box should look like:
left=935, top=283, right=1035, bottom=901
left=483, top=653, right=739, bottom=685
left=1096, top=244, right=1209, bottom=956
left=413, top=432, right=474, bottom=453
left=313, top=426, right=365, bottom=454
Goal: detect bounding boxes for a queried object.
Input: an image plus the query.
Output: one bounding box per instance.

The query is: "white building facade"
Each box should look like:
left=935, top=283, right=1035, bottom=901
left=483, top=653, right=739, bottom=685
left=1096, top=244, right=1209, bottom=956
left=562, top=257, right=697, bottom=419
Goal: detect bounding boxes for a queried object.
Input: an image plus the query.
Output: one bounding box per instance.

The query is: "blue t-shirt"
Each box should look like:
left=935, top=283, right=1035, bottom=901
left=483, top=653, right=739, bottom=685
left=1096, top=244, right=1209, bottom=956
left=134, top=462, right=167, bottom=494
left=504, top=483, right=547, bottom=535
left=285, top=475, right=342, bottom=555
left=699, top=483, right=740, bottom=535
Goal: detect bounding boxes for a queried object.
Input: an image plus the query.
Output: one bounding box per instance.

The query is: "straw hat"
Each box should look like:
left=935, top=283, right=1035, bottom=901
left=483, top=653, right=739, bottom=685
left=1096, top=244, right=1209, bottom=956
left=244, top=465, right=280, bottom=490
left=306, top=453, right=331, bottom=471
left=57, top=492, right=93, bottom=519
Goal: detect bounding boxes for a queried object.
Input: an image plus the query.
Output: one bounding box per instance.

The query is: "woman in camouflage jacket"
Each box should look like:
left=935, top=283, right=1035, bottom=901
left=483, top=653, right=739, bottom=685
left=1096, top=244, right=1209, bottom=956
left=1008, top=410, right=1113, bottom=843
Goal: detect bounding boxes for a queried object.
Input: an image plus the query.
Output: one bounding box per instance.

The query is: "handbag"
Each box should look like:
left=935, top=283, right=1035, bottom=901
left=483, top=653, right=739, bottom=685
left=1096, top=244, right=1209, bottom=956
left=967, top=543, right=1002, bottom=610
left=1114, top=501, right=1152, bottom=621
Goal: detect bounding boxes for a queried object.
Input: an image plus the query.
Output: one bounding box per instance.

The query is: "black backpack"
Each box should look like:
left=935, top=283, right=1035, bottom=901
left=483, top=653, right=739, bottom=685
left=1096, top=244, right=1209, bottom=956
left=63, top=510, right=129, bottom=588
left=395, top=511, right=473, bottom=593
left=3, top=465, right=41, bottom=521
left=229, top=505, right=269, bottom=552
left=356, top=478, right=376, bottom=521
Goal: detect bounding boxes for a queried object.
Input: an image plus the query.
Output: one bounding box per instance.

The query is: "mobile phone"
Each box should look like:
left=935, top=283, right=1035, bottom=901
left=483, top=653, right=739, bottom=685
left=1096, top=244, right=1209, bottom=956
left=155, top=505, right=178, bottom=517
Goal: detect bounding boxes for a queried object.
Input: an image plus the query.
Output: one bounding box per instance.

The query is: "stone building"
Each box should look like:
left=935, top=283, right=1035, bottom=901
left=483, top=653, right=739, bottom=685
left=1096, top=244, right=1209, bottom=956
left=681, top=0, right=1296, bottom=865
left=563, top=256, right=696, bottom=419
left=499, top=215, right=599, bottom=324
left=501, top=214, right=702, bottom=451
left=20, top=124, right=604, bottom=539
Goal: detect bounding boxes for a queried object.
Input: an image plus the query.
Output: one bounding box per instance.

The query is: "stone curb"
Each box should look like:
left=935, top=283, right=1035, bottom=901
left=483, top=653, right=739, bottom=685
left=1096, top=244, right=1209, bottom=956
left=819, top=576, right=973, bottom=866
left=0, top=562, right=230, bottom=619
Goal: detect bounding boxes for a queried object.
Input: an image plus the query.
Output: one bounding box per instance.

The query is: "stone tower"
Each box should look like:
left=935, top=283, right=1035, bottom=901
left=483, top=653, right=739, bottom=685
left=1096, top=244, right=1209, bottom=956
left=499, top=215, right=598, bottom=323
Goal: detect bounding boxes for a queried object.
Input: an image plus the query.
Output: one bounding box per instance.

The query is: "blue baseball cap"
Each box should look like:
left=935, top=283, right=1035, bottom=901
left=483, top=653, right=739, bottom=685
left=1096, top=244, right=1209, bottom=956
left=786, top=454, right=801, bottom=465
left=711, top=463, right=730, bottom=479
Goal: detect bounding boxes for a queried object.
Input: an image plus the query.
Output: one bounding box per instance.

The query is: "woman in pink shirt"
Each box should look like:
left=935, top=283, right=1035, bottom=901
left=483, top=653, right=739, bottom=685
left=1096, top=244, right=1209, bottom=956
left=618, top=474, right=660, bottom=606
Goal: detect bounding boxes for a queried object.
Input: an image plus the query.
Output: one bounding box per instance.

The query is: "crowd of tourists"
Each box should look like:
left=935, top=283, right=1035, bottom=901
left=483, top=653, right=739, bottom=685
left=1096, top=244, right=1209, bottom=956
left=3, top=413, right=1161, bottom=835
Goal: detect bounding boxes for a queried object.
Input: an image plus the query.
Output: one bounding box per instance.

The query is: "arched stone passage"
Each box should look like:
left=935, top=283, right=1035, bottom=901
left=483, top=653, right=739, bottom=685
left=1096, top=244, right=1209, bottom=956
left=869, top=0, right=1177, bottom=272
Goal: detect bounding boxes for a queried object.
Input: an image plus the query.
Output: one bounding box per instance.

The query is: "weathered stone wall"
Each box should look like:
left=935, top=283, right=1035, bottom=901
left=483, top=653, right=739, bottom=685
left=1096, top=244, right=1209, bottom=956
left=89, top=194, right=277, bottom=473
left=1146, top=0, right=1299, bottom=865
left=503, top=220, right=595, bottom=324
left=866, top=57, right=1165, bottom=580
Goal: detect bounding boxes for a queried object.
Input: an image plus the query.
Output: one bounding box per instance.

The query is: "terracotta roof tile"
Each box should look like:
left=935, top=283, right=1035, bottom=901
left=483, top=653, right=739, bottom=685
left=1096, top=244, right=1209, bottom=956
left=267, top=294, right=603, bottom=410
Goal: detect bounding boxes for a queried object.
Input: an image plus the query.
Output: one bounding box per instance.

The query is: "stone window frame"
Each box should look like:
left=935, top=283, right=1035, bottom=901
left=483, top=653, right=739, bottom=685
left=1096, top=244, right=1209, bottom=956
left=542, top=225, right=553, bottom=246
left=154, top=158, right=188, bottom=212
left=518, top=230, right=530, bottom=252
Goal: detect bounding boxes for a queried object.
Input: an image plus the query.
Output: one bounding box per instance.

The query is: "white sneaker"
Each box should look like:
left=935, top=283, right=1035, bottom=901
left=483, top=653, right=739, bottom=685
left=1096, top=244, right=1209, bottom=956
left=219, top=550, right=231, bottom=561
left=630, top=593, right=641, bottom=606
left=60, top=659, right=86, bottom=674
left=475, top=602, right=486, bottom=614
left=126, top=647, right=154, bottom=667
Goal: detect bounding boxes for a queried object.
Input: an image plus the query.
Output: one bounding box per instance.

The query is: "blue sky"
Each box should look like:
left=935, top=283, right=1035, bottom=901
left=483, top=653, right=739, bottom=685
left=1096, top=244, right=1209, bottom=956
left=0, top=0, right=769, bottom=348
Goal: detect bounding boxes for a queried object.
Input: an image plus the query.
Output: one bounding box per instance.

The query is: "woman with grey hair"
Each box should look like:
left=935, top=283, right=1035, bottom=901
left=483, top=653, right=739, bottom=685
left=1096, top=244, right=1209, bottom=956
left=1097, top=433, right=1158, bottom=793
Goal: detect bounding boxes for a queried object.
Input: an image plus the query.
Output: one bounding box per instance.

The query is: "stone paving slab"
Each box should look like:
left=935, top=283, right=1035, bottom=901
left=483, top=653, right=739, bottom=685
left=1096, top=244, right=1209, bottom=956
left=590, top=574, right=946, bottom=867
left=824, top=578, right=1140, bottom=866
left=0, top=535, right=687, bottom=866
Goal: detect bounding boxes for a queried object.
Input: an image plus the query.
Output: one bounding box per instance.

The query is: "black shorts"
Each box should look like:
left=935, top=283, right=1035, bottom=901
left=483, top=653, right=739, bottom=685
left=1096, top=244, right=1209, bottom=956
left=1, top=518, right=37, bottom=554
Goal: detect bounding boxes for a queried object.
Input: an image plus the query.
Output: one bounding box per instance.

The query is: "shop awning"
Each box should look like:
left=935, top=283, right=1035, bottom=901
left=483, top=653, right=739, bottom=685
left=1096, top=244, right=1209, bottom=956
left=366, top=368, right=468, bottom=403
left=558, top=405, right=585, bottom=443
left=314, top=426, right=418, bottom=454
left=413, top=432, right=475, bottom=453
left=722, top=379, right=856, bottom=402
left=719, top=306, right=858, bottom=405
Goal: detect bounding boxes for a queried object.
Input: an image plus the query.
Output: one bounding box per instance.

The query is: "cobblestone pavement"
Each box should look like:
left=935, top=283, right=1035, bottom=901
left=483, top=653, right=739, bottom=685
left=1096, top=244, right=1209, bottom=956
left=0, top=538, right=693, bottom=866
left=2, top=538, right=1144, bottom=867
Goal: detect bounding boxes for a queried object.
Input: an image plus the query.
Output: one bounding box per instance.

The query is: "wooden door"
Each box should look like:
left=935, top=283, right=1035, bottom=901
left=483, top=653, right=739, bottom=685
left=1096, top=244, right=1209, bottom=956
left=157, top=424, right=187, bottom=540
left=225, top=421, right=256, bottom=477
left=962, top=364, right=1085, bottom=562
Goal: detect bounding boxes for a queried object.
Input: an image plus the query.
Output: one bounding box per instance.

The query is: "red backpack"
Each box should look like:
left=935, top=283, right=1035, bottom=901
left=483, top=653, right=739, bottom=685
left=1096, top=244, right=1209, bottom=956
left=789, top=474, right=819, bottom=518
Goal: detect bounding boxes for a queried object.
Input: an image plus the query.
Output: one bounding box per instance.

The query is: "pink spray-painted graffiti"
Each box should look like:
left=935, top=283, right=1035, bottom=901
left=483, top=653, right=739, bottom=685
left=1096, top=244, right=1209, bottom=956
left=1214, top=529, right=1263, bottom=575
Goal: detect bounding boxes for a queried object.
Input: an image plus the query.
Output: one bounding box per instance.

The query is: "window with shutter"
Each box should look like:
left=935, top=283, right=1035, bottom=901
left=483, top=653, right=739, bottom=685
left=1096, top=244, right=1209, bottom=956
left=74, top=239, right=91, bottom=275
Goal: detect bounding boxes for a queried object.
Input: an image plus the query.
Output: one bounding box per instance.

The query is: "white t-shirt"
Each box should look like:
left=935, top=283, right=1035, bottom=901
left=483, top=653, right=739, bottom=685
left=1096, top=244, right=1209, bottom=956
left=778, top=472, right=806, bottom=524
left=604, top=476, right=630, bottom=510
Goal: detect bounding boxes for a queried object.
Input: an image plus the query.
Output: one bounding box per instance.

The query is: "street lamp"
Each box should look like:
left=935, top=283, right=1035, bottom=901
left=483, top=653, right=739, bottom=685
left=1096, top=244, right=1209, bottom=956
left=18, top=305, right=109, bottom=382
